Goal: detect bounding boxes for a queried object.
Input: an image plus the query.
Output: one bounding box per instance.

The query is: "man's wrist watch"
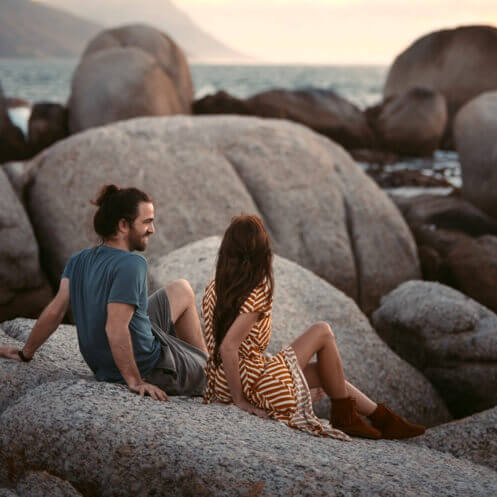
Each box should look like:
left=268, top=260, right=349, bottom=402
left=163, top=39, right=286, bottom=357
left=18, top=349, right=33, bottom=362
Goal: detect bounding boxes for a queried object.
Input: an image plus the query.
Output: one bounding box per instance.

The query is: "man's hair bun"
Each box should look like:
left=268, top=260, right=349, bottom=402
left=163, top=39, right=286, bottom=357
left=92, top=184, right=120, bottom=207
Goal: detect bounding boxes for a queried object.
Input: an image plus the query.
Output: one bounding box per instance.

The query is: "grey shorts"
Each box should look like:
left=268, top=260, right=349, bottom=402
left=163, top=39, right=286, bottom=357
left=144, top=288, right=207, bottom=396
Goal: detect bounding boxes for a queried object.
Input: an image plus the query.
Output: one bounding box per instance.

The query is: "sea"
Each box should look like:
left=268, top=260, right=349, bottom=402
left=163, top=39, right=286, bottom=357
left=0, top=58, right=460, bottom=194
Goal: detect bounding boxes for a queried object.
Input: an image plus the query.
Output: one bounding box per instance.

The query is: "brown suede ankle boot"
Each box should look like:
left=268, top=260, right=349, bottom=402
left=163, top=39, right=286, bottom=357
left=331, top=396, right=382, bottom=439
left=368, top=403, right=425, bottom=439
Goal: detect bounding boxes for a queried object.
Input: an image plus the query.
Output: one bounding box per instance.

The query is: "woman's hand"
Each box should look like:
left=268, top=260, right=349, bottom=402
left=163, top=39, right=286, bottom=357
left=234, top=397, right=269, bottom=419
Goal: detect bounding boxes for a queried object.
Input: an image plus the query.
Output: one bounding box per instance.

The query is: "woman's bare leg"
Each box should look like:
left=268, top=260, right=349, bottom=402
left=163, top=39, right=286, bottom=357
left=165, top=279, right=208, bottom=354
left=304, top=362, right=377, bottom=415
left=291, top=322, right=348, bottom=399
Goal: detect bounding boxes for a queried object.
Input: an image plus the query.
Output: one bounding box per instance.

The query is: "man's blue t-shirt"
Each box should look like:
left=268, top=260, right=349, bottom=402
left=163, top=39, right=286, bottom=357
left=62, top=245, right=161, bottom=382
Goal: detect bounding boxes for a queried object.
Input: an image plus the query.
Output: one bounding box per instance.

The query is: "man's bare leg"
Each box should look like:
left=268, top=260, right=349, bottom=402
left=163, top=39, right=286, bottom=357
left=165, top=279, right=208, bottom=354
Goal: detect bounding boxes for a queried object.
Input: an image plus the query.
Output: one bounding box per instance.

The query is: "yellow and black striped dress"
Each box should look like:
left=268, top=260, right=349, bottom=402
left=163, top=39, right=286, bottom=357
left=202, top=279, right=350, bottom=440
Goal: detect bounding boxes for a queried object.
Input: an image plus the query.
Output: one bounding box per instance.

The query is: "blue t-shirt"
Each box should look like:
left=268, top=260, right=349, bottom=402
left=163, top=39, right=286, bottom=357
left=62, top=245, right=161, bottom=382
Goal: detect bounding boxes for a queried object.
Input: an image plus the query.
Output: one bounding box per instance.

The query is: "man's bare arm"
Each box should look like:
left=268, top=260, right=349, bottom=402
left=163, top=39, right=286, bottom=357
left=0, top=278, right=70, bottom=361
left=106, top=302, right=168, bottom=401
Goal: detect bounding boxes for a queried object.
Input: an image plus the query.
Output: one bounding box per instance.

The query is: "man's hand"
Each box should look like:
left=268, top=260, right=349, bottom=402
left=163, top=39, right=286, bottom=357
left=0, top=346, right=22, bottom=362
left=128, top=381, right=169, bottom=401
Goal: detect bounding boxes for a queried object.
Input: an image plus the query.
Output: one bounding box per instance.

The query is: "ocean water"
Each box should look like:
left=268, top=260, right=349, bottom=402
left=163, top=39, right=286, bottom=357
left=0, top=58, right=460, bottom=192
left=0, top=58, right=387, bottom=107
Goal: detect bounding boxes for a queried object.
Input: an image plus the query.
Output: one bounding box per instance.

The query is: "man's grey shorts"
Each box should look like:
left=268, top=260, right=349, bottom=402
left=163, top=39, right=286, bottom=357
left=144, top=288, right=207, bottom=396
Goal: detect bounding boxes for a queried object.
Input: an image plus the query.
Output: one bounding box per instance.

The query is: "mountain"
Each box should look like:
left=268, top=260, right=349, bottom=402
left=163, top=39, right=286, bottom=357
left=36, top=0, right=250, bottom=62
left=0, top=0, right=102, bottom=57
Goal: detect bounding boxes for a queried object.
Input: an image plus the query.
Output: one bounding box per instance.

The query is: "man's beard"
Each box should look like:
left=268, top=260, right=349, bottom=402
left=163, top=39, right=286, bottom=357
left=128, top=229, right=148, bottom=252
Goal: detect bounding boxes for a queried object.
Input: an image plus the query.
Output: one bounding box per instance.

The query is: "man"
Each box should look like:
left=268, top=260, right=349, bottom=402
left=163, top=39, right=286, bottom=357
left=0, top=185, right=208, bottom=401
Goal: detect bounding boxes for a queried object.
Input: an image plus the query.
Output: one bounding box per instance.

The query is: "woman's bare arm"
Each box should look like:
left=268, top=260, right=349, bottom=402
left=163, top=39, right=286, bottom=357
left=219, top=312, right=269, bottom=418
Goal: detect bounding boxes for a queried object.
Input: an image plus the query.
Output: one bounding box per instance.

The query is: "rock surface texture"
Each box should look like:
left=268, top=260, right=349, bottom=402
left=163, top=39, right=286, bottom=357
left=194, top=88, right=375, bottom=149
left=68, top=24, right=193, bottom=133
left=0, top=83, right=27, bottom=163
left=372, top=281, right=497, bottom=417
left=408, top=406, right=497, bottom=472
left=454, top=90, right=497, bottom=219
left=384, top=26, right=497, bottom=123
left=25, top=115, right=419, bottom=314
left=0, top=169, right=51, bottom=321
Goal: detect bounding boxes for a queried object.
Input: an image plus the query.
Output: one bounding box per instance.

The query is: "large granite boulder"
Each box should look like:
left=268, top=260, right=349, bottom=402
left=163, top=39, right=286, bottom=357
left=12, top=472, right=83, bottom=497
left=194, top=88, right=375, bottom=149
left=68, top=24, right=193, bottom=133
left=0, top=170, right=52, bottom=321
left=151, top=236, right=449, bottom=426
left=1, top=380, right=496, bottom=497
left=28, top=103, right=68, bottom=157
left=372, top=281, right=497, bottom=417
left=408, top=406, right=497, bottom=472
left=367, top=88, right=447, bottom=156
left=384, top=26, right=497, bottom=123
left=0, top=83, right=28, bottom=164
left=25, top=115, right=420, bottom=314
left=454, top=90, right=497, bottom=218
left=392, top=194, right=497, bottom=237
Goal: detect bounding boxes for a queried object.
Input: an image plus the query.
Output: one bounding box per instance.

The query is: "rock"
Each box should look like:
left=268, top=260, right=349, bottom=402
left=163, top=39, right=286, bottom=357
left=446, top=235, right=497, bottom=314
left=1, top=380, right=496, bottom=497
left=16, top=472, right=83, bottom=497
left=384, top=26, right=497, bottom=124
left=0, top=489, right=17, bottom=497
left=0, top=84, right=28, bottom=163
left=454, top=90, right=497, bottom=218
left=151, top=236, right=450, bottom=426
left=392, top=194, right=497, bottom=236
left=0, top=319, right=92, bottom=412
left=25, top=115, right=420, bottom=314
left=28, top=103, right=68, bottom=156
left=194, top=88, right=375, bottom=149
left=372, top=281, right=497, bottom=417
left=0, top=169, right=52, bottom=321
left=408, top=406, right=497, bottom=472
left=367, top=88, right=447, bottom=156
left=68, top=24, right=193, bottom=133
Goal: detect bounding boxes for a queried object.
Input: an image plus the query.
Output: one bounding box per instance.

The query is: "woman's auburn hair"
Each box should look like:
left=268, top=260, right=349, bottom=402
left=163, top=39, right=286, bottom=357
left=213, top=214, right=274, bottom=365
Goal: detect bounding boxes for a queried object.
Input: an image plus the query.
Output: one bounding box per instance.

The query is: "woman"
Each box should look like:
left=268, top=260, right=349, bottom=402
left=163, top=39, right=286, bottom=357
left=202, top=214, right=425, bottom=440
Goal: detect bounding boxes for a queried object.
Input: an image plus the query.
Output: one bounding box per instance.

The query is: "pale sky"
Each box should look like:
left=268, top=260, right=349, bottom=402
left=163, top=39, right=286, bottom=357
left=176, top=0, right=497, bottom=63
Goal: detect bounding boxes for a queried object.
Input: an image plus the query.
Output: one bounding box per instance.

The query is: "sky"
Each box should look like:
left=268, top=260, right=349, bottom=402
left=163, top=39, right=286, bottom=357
left=175, top=0, right=497, bottom=64
left=34, top=0, right=497, bottom=64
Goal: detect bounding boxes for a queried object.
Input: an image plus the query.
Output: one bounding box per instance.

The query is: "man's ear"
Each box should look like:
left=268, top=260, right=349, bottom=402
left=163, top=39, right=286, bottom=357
left=117, top=218, right=130, bottom=234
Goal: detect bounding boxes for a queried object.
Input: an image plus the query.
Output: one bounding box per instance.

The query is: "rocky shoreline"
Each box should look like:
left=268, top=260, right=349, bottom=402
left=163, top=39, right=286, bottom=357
left=0, top=22, right=496, bottom=497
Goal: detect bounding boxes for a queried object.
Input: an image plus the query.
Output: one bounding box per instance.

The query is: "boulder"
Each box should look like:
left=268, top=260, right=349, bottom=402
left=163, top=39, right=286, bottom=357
left=194, top=88, right=375, bottom=149
left=384, top=26, right=497, bottom=123
left=372, top=281, right=497, bottom=417
left=1, top=380, right=496, bottom=497
left=454, top=90, right=497, bottom=218
left=28, top=103, right=68, bottom=156
left=151, top=237, right=450, bottom=426
left=0, top=319, right=91, bottom=412
left=446, top=235, right=497, bottom=314
left=392, top=194, right=497, bottom=236
left=367, top=88, right=447, bottom=156
left=68, top=24, right=193, bottom=133
left=0, top=83, right=28, bottom=163
left=0, top=169, right=52, bottom=321
left=408, top=406, right=497, bottom=472
left=25, top=115, right=420, bottom=314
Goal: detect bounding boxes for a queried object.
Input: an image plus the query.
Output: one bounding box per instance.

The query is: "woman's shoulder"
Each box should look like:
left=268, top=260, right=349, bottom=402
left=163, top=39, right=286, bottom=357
left=240, top=279, right=272, bottom=314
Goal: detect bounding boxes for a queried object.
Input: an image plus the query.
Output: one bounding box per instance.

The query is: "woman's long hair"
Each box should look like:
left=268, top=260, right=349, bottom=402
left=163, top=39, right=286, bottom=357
left=213, top=214, right=274, bottom=365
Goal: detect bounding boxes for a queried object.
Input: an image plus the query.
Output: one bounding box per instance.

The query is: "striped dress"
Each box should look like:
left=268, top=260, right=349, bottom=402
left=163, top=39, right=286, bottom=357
left=202, top=279, right=351, bottom=440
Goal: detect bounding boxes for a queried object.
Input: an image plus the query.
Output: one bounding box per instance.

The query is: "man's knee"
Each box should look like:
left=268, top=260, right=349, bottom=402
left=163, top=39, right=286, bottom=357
left=166, top=279, right=195, bottom=302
